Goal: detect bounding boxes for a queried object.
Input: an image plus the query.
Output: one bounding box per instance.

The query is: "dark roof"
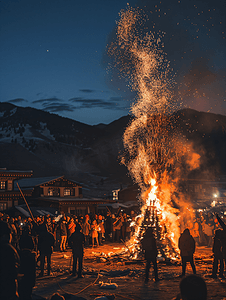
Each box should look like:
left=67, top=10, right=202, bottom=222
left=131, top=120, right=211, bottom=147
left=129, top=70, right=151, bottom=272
left=36, top=196, right=111, bottom=205
left=14, top=176, right=63, bottom=189
left=15, top=205, right=59, bottom=217
left=0, top=168, right=33, bottom=178
left=14, top=176, right=82, bottom=190
left=37, top=196, right=111, bottom=204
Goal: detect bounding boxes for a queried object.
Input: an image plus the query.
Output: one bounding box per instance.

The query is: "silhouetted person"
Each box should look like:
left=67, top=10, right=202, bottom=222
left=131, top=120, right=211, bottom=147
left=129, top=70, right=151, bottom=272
left=105, top=211, right=112, bottom=241
left=68, top=223, right=85, bottom=277
left=178, top=228, right=196, bottom=277
left=91, top=219, right=99, bottom=247
left=18, top=228, right=36, bottom=300
left=211, top=229, right=224, bottom=278
left=37, top=224, right=55, bottom=277
left=141, top=227, right=159, bottom=283
left=82, top=216, right=90, bottom=247
left=174, top=274, right=207, bottom=300
left=59, top=215, right=67, bottom=252
left=0, top=220, right=20, bottom=300
left=19, top=226, right=35, bottom=251
left=215, top=213, right=226, bottom=277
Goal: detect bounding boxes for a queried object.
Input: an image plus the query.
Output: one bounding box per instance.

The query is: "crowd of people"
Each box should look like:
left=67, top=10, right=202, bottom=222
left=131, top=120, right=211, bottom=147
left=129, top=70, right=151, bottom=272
left=0, top=209, right=225, bottom=300
left=0, top=210, right=137, bottom=252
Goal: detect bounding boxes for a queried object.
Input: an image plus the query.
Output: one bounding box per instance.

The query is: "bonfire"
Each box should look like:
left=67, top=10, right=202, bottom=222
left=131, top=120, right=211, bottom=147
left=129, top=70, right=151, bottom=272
left=107, top=6, right=201, bottom=262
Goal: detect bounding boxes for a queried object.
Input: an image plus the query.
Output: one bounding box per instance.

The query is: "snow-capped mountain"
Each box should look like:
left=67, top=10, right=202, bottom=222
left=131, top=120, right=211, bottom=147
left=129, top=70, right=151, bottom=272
left=1, top=102, right=226, bottom=197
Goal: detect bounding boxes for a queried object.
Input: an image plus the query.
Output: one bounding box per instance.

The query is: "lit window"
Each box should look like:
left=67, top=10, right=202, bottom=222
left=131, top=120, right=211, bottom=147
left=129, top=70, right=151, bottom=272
left=0, top=181, right=6, bottom=190
left=0, top=203, right=7, bottom=211
left=48, top=189, right=53, bottom=196
left=64, top=189, right=71, bottom=196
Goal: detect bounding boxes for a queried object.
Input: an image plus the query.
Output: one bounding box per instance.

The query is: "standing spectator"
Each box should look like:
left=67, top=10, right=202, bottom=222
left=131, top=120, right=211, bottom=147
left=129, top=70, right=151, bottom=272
left=0, top=220, right=20, bottom=300
left=68, top=223, right=85, bottom=277
left=211, top=229, right=224, bottom=278
left=37, top=224, right=55, bottom=277
left=19, top=226, right=35, bottom=251
left=215, top=213, right=226, bottom=276
left=114, top=214, right=123, bottom=242
left=82, top=215, right=91, bottom=247
left=59, top=215, right=67, bottom=252
left=68, top=218, right=76, bottom=238
left=51, top=218, right=57, bottom=244
left=27, top=217, right=34, bottom=235
left=178, top=228, right=196, bottom=277
left=203, top=220, right=214, bottom=247
left=97, top=215, right=105, bottom=245
left=46, top=216, right=53, bottom=233
left=121, top=213, right=127, bottom=241
left=112, top=214, right=116, bottom=242
left=18, top=230, right=36, bottom=300
left=141, top=227, right=159, bottom=283
left=91, top=219, right=99, bottom=247
left=14, top=217, right=22, bottom=244
left=191, top=220, right=200, bottom=246
left=9, top=217, right=18, bottom=249
left=124, top=214, right=131, bottom=240
left=105, top=211, right=112, bottom=241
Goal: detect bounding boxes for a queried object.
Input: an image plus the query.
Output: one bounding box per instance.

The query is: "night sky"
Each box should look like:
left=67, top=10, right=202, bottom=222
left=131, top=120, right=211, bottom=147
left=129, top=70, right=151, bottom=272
left=0, top=0, right=225, bottom=125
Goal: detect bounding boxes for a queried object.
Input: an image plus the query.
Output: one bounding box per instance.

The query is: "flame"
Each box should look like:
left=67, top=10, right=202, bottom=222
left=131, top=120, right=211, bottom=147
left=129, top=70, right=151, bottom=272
left=108, top=6, right=200, bottom=260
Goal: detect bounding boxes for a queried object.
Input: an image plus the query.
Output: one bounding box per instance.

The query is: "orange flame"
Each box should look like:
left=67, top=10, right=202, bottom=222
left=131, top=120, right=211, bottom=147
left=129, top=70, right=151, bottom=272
left=108, top=6, right=200, bottom=259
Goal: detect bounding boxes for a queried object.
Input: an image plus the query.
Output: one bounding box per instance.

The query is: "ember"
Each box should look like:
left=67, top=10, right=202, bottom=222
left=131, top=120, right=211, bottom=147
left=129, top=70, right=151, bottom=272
left=108, top=7, right=201, bottom=261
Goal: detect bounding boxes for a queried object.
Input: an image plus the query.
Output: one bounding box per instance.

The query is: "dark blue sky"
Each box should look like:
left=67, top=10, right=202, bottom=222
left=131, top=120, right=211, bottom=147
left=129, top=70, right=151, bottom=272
left=0, top=0, right=225, bottom=125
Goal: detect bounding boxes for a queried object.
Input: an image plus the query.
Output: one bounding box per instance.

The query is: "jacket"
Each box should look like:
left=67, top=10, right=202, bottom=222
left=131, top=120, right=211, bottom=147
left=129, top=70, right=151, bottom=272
left=141, top=228, right=158, bottom=260
left=178, top=229, right=195, bottom=257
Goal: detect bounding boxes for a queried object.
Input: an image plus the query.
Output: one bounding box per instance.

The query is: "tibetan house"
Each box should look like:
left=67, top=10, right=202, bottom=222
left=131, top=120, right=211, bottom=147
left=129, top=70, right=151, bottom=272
left=0, top=168, right=33, bottom=211
left=15, top=175, right=111, bottom=215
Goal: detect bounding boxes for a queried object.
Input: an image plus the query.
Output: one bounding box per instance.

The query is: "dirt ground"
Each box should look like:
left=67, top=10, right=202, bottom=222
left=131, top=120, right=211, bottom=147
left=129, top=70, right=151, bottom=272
left=33, top=243, right=226, bottom=300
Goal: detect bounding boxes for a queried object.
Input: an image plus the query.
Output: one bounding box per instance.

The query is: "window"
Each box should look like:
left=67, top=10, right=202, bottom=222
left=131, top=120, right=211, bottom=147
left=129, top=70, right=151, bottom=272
left=0, top=181, right=6, bottom=190
left=7, top=180, right=13, bottom=191
left=64, top=189, right=71, bottom=196
left=112, top=189, right=120, bottom=201
left=0, top=202, right=7, bottom=211
left=48, top=188, right=60, bottom=196
left=48, top=188, right=53, bottom=196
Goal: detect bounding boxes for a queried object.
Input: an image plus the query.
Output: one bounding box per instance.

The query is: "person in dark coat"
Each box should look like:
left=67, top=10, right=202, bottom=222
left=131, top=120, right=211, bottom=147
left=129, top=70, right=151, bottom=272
left=0, top=220, right=20, bottom=300
left=173, top=274, right=207, bottom=300
left=215, top=213, right=226, bottom=277
left=18, top=228, right=36, bottom=300
left=19, top=226, right=35, bottom=251
left=37, top=223, right=55, bottom=277
left=178, top=228, right=196, bottom=277
left=105, top=211, right=112, bottom=241
left=9, top=217, right=18, bottom=249
left=59, top=216, right=67, bottom=252
left=68, top=223, right=85, bottom=277
left=141, top=227, right=159, bottom=283
left=211, top=229, right=224, bottom=278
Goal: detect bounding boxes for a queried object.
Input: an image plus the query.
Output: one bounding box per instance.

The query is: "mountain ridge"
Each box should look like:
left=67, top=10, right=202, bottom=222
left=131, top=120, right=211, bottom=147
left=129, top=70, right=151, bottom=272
left=1, top=102, right=226, bottom=197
